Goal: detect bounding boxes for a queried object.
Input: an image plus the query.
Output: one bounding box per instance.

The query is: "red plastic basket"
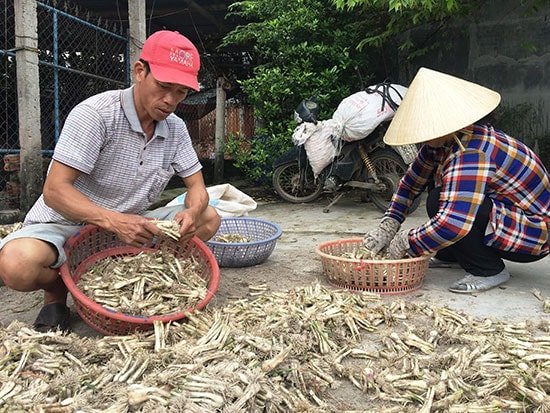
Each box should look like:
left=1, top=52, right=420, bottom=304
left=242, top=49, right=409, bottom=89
left=315, top=238, right=430, bottom=295
left=60, top=225, right=220, bottom=335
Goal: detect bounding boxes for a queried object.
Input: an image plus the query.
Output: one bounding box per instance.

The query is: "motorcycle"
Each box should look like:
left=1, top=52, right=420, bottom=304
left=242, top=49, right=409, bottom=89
left=272, top=83, right=420, bottom=213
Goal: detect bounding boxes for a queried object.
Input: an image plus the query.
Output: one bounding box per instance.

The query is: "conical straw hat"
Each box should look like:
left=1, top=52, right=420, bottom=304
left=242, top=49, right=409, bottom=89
left=383, top=67, right=501, bottom=145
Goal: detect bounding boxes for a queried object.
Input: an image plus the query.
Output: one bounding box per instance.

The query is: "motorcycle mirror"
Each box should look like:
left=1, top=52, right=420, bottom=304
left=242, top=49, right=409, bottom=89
left=295, top=94, right=320, bottom=125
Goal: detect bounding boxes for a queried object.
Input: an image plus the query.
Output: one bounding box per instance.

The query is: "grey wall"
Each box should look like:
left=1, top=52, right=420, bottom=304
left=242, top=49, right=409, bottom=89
left=400, top=0, right=550, bottom=139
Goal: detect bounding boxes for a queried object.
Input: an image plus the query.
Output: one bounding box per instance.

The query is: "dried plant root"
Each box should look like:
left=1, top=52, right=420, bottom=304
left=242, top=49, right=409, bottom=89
left=213, top=233, right=252, bottom=243
left=77, top=249, right=207, bottom=316
left=0, top=282, right=549, bottom=412
left=341, top=245, right=385, bottom=260
left=153, top=219, right=181, bottom=240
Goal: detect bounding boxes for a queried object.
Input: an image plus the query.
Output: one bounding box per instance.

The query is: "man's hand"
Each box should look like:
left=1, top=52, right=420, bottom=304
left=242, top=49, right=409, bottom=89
left=363, top=217, right=401, bottom=254
left=173, top=210, right=198, bottom=241
left=388, top=230, right=411, bottom=259
left=107, top=213, right=159, bottom=247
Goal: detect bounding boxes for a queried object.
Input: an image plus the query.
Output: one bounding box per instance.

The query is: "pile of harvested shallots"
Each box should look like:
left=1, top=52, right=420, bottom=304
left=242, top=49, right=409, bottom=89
left=1, top=282, right=549, bottom=412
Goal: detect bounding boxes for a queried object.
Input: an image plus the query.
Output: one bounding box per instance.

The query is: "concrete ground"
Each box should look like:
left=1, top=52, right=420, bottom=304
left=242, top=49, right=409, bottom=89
left=243, top=190, right=550, bottom=325
left=0, top=188, right=548, bottom=336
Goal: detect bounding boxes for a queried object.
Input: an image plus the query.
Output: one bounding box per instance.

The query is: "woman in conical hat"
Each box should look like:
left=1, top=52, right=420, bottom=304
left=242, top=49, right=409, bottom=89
left=363, top=67, right=550, bottom=293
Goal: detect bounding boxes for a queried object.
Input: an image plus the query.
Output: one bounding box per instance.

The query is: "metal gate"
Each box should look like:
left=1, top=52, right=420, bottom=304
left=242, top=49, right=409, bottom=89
left=0, top=0, right=129, bottom=209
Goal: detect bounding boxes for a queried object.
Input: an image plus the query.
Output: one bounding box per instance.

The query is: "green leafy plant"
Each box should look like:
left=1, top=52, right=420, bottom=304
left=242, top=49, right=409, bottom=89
left=220, top=0, right=390, bottom=181
left=332, top=0, right=478, bottom=57
left=221, top=0, right=550, bottom=179
left=219, top=0, right=489, bottom=183
left=224, top=128, right=295, bottom=186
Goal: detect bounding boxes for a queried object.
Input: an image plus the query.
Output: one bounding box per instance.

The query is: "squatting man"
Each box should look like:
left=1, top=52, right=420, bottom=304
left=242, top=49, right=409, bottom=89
left=0, top=31, right=221, bottom=331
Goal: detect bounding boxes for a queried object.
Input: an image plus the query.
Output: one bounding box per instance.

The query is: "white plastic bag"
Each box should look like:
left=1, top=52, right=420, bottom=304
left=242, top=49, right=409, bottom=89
left=292, top=119, right=342, bottom=178
left=166, top=184, right=257, bottom=217
left=332, top=84, right=408, bottom=141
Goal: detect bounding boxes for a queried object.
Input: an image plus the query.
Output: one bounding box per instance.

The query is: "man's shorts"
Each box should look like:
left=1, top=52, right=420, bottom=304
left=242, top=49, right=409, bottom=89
left=0, top=205, right=185, bottom=269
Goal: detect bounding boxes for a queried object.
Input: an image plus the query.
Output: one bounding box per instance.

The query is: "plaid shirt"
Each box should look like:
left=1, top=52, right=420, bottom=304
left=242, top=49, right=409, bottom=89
left=386, top=123, right=550, bottom=257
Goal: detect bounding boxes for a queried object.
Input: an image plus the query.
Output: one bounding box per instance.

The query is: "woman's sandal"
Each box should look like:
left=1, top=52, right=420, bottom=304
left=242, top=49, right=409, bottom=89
left=448, top=270, right=510, bottom=294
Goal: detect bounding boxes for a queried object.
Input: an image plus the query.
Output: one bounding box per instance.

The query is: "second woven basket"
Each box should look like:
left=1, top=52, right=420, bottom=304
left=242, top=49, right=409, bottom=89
left=316, top=238, right=431, bottom=295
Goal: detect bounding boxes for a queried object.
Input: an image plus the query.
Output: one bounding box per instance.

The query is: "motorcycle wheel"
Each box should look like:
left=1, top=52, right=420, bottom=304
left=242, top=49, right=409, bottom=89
left=272, top=161, right=323, bottom=203
left=364, top=149, right=422, bottom=213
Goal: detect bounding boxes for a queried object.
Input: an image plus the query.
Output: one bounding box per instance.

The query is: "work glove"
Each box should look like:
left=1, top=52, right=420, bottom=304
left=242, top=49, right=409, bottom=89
left=388, top=230, right=411, bottom=259
left=363, top=217, right=401, bottom=254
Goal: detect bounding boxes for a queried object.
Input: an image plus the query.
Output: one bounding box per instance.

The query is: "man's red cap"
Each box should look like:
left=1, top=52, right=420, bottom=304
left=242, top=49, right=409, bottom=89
left=139, top=30, right=200, bottom=91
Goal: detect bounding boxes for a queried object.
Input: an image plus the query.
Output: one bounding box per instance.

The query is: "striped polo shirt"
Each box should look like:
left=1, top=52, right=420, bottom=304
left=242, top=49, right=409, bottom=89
left=25, top=86, right=202, bottom=225
left=386, top=123, right=550, bottom=257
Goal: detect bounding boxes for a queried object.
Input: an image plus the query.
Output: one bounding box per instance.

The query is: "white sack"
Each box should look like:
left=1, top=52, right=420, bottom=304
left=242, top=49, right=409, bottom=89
left=332, top=84, right=408, bottom=141
left=292, top=119, right=342, bottom=178
left=166, top=184, right=257, bottom=217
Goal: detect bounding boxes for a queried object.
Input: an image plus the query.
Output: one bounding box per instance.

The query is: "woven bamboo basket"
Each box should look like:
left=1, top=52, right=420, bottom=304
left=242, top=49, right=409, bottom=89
left=315, top=238, right=430, bottom=295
